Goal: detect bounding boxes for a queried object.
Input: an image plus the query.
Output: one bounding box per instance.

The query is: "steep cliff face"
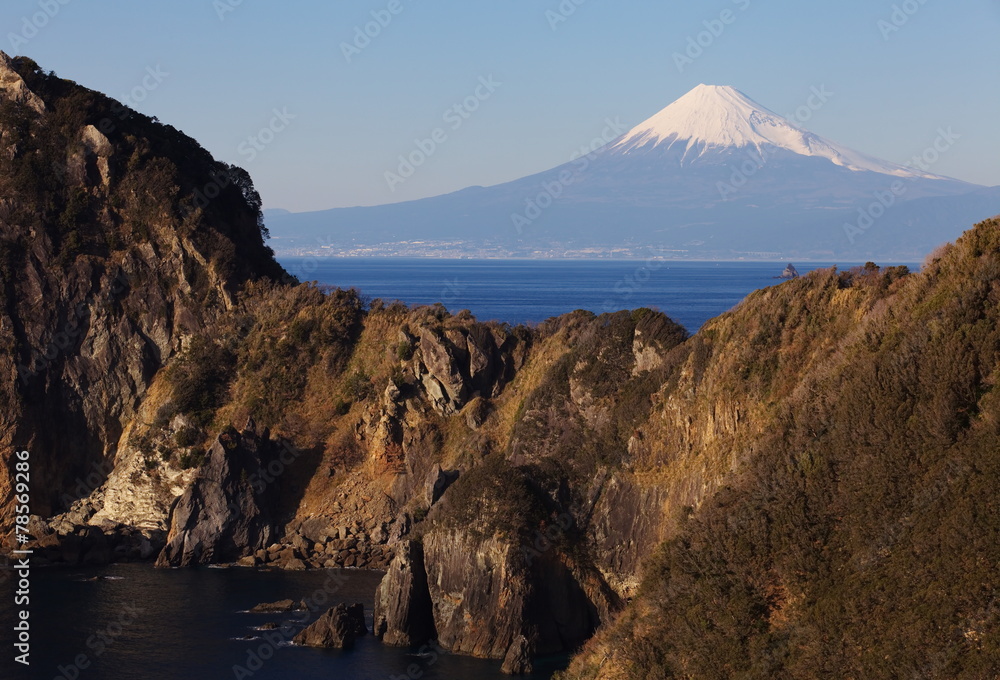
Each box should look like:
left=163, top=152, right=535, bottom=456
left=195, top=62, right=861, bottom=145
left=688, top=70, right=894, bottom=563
left=0, top=51, right=285, bottom=529
left=373, top=540, right=436, bottom=645
left=557, top=231, right=1000, bottom=679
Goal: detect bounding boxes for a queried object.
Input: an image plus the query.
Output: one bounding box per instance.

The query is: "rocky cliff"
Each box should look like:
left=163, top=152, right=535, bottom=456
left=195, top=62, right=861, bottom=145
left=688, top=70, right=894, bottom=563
left=556, top=233, right=1000, bottom=678
left=0, top=51, right=285, bottom=533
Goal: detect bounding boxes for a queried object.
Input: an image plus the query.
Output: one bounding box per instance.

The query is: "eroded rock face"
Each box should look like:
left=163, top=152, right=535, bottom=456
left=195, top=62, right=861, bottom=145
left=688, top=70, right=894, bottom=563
left=501, top=635, right=533, bottom=675
left=414, top=322, right=525, bottom=415
left=293, top=603, right=367, bottom=648
left=155, top=425, right=280, bottom=567
left=374, top=540, right=436, bottom=646
left=0, top=51, right=45, bottom=114
left=375, top=527, right=620, bottom=667
left=588, top=472, right=671, bottom=595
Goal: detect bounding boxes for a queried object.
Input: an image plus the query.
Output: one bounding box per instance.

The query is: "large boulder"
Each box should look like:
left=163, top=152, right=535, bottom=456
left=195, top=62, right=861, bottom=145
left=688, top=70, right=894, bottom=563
left=155, top=424, right=281, bottom=567
left=501, top=635, right=534, bottom=675
left=293, top=603, right=367, bottom=648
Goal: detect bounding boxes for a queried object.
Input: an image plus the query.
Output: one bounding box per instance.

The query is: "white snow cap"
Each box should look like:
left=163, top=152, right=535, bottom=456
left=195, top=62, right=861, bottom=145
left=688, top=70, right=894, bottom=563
left=612, top=84, right=937, bottom=179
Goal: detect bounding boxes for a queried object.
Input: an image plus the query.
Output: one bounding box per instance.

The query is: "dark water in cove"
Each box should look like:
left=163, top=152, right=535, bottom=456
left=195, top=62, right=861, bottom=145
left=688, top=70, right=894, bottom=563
left=0, top=563, right=565, bottom=679
left=279, top=258, right=890, bottom=332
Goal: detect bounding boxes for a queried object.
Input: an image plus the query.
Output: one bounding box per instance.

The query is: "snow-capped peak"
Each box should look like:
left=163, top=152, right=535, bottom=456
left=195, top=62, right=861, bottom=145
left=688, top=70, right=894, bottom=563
left=611, top=84, right=937, bottom=179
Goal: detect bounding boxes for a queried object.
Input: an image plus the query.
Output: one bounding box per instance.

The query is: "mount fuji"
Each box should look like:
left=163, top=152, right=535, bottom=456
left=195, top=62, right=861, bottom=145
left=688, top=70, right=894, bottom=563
left=268, top=85, right=999, bottom=260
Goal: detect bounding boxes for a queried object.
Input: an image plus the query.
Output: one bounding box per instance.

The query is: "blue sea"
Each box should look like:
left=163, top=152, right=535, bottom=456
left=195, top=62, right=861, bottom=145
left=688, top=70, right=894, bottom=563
left=279, top=258, right=891, bottom=332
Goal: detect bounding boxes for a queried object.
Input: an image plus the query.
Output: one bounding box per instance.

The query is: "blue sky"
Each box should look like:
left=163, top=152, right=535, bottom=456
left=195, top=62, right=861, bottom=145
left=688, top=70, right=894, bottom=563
left=3, top=0, right=998, bottom=211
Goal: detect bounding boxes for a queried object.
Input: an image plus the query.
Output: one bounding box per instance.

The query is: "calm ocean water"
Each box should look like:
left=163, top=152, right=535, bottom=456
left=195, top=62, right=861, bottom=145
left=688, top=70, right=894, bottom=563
left=279, top=258, right=890, bottom=332
left=0, top=563, right=566, bottom=680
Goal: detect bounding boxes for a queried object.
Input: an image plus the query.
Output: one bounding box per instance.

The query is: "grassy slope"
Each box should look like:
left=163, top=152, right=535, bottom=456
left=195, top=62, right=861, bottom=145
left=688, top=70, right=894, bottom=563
left=558, top=218, right=1000, bottom=679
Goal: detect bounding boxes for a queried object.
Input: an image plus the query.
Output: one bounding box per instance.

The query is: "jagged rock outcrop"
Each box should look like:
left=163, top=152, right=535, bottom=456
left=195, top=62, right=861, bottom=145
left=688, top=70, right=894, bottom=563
left=22, top=503, right=162, bottom=566
left=249, top=599, right=304, bottom=613
left=414, top=322, right=526, bottom=415
left=780, top=262, right=800, bottom=279
left=155, top=423, right=280, bottom=566
left=0, top=51, right=44, bottom=114
left=424, top=464, right=459, bottom=506
left=373, top=540, right=436, bottom=645
left=293, top=603, right=367, bottom=648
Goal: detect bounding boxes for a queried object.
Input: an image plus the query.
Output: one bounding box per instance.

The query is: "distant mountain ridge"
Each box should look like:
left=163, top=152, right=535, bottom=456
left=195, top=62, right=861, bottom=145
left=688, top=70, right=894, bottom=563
left=267, top=85, right=999, bottom=260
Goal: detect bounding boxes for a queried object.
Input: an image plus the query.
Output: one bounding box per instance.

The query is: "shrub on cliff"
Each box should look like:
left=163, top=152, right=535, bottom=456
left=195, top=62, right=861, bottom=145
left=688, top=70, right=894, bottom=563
left=166, top=337, right=236, bottom=427
left=438, top=455, right=549, bottom=541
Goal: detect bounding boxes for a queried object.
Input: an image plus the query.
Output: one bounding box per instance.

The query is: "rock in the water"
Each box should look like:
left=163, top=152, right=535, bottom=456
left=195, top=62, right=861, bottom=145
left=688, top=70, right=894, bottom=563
left=249, top=599, right=304, bottom=613
left=501, top=635, right=534, bottom=675
left=293, top=603, right=367, bottom=648
left=374, top=540, right=436, bottom=645
left=780, top=263, right=800, bottom=279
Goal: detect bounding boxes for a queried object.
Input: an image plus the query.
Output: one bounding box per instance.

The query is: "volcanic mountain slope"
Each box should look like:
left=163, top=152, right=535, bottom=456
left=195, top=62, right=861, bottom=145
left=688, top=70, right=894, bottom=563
left=267, top=84, right=998, bottom=260
left=0, top=50, right=286, bottom=525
